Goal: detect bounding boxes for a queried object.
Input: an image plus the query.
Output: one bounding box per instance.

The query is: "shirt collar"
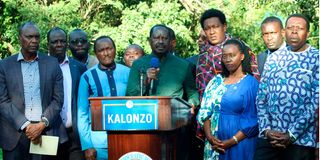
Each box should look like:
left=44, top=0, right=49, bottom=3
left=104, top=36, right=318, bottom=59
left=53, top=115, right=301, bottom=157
left=98, top=62, right=116, bottom=72
left=17, top=51, right=39, bottom=62
left=60, top=55, right=69, bottom=66
left=267, top=42, right=287, bottom=55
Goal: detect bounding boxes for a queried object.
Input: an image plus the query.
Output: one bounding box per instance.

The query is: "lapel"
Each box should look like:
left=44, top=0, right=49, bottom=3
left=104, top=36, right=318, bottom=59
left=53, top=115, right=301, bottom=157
left=12, top=55, right=25, bottom=100
left=69, top=59, right=77, bottom=97
left=38, top=54, right=47, bottom=102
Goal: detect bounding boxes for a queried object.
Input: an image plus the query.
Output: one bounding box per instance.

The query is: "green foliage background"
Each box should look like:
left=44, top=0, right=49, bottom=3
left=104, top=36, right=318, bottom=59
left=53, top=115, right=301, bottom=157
left=0, top=0, right=318, bottom=62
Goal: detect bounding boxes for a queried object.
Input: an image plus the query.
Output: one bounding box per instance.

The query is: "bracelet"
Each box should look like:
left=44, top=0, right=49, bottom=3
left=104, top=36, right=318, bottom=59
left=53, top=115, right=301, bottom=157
left=232, top=136, right=238, bottom=144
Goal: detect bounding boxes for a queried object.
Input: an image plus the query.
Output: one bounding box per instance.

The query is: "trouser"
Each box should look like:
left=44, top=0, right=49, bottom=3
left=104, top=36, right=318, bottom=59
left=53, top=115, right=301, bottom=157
left=56, top=127, right=85, bottom=160
left=254, top=138, right=315, bottom=160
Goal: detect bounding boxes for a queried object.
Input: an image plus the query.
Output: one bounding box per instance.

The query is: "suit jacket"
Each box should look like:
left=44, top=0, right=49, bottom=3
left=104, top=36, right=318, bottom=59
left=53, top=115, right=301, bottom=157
left=257, top=50, right=268, bottom=75
left=0, top=53, right=67, bottom=151
left=68, top=58, right=86, bottom=146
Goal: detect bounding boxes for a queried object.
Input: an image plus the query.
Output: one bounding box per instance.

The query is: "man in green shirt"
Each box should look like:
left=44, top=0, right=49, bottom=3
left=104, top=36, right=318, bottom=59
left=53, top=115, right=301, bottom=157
left=126, top=24, right=199, bottom=109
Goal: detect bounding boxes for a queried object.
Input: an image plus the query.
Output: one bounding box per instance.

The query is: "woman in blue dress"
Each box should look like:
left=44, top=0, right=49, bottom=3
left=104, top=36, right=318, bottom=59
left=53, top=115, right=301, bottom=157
left=197, top=39, right=259, bottom=160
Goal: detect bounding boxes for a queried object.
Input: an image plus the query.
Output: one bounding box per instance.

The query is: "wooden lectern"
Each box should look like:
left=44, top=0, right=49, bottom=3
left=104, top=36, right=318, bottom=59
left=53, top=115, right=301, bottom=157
left=89, top=96, right=192, bottom=160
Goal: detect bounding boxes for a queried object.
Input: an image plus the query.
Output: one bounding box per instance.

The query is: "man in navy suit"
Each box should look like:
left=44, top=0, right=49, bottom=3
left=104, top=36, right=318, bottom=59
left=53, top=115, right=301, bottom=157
left=48, top=27, right=86, bottom=160
left=0, top=22, right=67, bottom=159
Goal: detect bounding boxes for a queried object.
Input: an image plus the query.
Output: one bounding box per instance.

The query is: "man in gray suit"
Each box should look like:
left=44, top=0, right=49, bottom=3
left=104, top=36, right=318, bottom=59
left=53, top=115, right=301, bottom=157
left=258, top=16, right=286, bottom=75
left=48, top=27, right=86, bottom=160
left=0, top=22, right=67, bottom=159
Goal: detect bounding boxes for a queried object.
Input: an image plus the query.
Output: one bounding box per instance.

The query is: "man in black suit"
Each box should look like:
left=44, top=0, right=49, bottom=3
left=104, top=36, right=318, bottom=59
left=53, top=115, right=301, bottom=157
left=48, top=27, right=86, bottom=160
left=0, top=22, right=67, bottom=159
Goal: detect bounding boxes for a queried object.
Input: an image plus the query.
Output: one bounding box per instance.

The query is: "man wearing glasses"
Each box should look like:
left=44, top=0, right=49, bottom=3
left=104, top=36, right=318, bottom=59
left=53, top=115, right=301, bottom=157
left=69, top=29, right=98, bottom=69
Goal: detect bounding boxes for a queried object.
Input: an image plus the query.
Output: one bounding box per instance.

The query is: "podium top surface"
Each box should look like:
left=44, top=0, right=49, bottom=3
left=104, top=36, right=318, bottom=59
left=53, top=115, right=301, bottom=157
left=89, top=96, right=171, bottom=100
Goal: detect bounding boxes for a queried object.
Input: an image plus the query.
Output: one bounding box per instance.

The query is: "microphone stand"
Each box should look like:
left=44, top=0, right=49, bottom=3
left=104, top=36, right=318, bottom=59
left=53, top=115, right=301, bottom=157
left=140, top=71, right=144, bottom=96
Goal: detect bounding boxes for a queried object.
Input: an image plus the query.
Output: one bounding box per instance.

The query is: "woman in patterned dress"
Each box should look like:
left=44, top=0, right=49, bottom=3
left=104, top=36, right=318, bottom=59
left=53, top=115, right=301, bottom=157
left=197, top=39, right=259, bottom=160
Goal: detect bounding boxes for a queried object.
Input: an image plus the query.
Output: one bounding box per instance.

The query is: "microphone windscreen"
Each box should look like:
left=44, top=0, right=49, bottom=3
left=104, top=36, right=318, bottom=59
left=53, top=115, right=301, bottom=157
left=150, top=57, right=160, bottom=68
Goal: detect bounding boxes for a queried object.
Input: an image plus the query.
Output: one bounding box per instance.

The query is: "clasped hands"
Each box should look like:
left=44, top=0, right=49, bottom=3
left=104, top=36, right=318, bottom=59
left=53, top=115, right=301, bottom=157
left=25, top=122, right=46, bottom=145
left=207, top=135, right=235, bottom=154
left=265, top=130, right=292, bottom=148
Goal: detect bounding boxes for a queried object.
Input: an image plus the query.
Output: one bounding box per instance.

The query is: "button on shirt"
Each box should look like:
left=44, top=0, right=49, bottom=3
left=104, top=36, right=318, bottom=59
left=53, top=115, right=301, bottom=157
left=18, top=53, right=42, bottom=122
left=60, top=56, right=73, bottom=128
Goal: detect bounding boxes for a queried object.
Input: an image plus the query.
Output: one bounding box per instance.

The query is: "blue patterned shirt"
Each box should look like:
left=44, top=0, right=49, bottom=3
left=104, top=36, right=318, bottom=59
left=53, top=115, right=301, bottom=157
left=257, top=45, right=319, bottom=147
left=77, top=63, right=130, bottom=151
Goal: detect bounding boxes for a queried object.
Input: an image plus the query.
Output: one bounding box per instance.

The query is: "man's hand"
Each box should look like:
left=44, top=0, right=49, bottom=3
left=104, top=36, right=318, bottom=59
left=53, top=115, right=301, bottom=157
left=266, top=130, right=292, bottom=148
left=25, top=122, right=46, bottom=141
left=146, top=68, right=160, bottom=81
left=85, top=148, right=97, bottom=160
left=31, top=136, right=42, bottom=146
left=270, top=133, right=292, bottom=148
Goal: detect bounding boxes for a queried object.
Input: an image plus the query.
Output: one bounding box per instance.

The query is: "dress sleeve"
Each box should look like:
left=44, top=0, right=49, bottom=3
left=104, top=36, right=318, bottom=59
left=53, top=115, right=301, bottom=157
left=77, top=73, right=93, bottom=151
left=239, top=77, right=259, bottom=138
left=196, top=77, right=215, bottom=127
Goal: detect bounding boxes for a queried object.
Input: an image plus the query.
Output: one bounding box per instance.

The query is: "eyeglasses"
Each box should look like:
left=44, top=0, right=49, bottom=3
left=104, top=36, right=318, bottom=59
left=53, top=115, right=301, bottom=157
left=70, top=38, right=88, bottom=45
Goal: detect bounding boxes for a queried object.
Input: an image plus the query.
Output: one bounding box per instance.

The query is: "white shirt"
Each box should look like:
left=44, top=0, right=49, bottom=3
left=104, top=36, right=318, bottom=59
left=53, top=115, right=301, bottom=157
left=60, top=56, right=73, bottom=128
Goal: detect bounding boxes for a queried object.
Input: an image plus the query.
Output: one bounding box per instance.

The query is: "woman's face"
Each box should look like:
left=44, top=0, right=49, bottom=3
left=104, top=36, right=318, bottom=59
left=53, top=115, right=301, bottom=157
left=222, top=44, right=244, bottom=73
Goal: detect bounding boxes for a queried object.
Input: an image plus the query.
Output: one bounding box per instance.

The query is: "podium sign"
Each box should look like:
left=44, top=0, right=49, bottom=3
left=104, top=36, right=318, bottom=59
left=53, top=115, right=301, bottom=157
left=102, top=99, right=158, bottom=130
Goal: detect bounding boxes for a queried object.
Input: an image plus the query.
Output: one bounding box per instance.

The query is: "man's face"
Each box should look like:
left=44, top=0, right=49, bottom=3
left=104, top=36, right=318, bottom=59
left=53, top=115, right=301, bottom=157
left=48, top=30, right=67, bottom=62
left=123, top=47, right=144, bottom=67
left=197, top=30, right=207, bottom=49
left=149, top=27, right=171, bottom=56
left=69, top=31, right=90, bottom=58
left=285, top=17, right=309, bottom=52
left=19, top=24, right=40, bottom=55
left=261, top=22, right=284, bottom=51
left=203, top=17, right=227, bottom=46
left=95, top=38, right=116, bottom=67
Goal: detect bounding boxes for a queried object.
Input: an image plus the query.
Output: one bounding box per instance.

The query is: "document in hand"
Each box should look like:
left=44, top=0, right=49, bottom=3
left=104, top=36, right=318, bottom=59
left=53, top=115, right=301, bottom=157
left=29, top=135, right=59, bottom=156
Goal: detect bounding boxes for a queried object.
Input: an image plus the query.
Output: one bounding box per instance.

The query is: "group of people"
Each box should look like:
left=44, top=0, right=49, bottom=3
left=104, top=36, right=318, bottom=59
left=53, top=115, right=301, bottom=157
left=0, top=8, right=317, bottom=160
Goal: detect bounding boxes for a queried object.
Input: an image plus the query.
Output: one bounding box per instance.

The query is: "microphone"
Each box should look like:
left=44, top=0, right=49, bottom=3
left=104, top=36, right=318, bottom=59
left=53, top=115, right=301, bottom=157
left=149, top=57, right=160, bottom=95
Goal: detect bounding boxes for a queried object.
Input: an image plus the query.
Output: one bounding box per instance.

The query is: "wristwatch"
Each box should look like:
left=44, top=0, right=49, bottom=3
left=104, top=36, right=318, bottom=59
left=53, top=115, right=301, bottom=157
left=41, top=117, right=49, bottom=127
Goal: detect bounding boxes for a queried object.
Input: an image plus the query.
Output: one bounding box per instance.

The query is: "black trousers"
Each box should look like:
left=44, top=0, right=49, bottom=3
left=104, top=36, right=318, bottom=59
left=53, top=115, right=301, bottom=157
left=254, top=138, right=315, bottom=160
left=56, top=127, right=84, bottom=160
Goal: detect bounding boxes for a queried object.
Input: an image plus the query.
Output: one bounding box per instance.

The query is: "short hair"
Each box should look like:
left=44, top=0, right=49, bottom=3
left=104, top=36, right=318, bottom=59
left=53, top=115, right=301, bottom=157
left=125, top=44, right=145, bottom=55
left=149, top=24, right=169, bottom=38
left=69, top=28, right=88, bottom=41
left=221, top=38, right=252, bottom=77
left=167, top=26, right=176, bottom=41
left=286, top=13, right=310, bottom=31
left=19, top=21, right=38, bottom=36
left=47, top=27, right=67, bottom=42
left=261, top=16, right=283, bottom=29
left=93, top=36, right=116, bottom=52
left=200, top=9, right=226, bottom=28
